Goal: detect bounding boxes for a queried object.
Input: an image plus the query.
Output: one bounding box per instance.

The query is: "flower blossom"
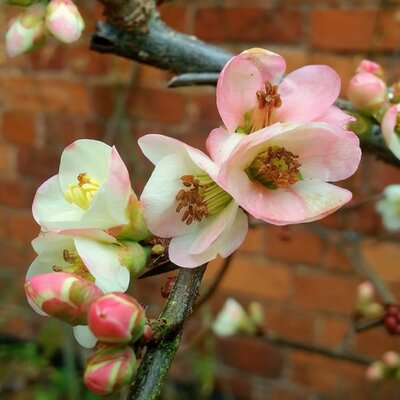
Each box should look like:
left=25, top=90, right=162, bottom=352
left=218, top=122, right=361, bottom=225
left=33, top=139, right=132, bottom=232
left=5, top=3, right=46, bottom=58
left=216, top=48, right=351, bottom=136
left=381, top=105, right=400, bottom=160
left=376, top=184, right=400, bottom=231
left=139, top=134, right=248, bottom=268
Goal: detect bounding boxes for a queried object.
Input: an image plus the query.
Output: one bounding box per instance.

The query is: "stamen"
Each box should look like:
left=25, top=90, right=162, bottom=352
left=61, top=249, right=95, bottom=282
left=248, top=146, right=302, bottom=189
left=175, top=174, right=232, bottom=224
left=64, top=172, right=100, bottom=210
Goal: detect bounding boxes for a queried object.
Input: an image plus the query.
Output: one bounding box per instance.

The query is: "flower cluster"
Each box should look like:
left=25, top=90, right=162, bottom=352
left=140, top=48, right=361, bottom=267
left=25, top=139, right=152, bottom=347
left=366, top=351, right=400, bottom=382
left=5, top=0, right=84, bottom=58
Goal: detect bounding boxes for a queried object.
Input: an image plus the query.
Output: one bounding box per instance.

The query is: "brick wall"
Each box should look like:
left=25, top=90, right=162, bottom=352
left=1, top=0, right=400, bottom=399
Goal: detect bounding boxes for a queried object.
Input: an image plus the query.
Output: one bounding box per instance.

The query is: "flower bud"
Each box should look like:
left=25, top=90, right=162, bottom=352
left=25, top=272, right=103, bottom=325
left=347, top=72, right=387, bottom=113
left=366, top=361, right=385, bottom=381
left=356, top=59, right=384, bottom=79
left=88, top=292, right=146, bottom=344
left=118, top=240, right=151, bottom=278
left=46, top=0, right=84, bottom=44
left=357, top=281, right=374, bottom=303
left=5, top=3, right=46, bottom=58
left=108, top=195, right=151, bottom=241
left=84, top=345, right=136, bottom=395
left=383, top=351, right=400, bottom=368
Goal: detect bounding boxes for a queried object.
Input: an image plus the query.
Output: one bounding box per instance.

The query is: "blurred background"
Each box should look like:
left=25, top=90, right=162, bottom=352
left=1, top=0, right=400, bottom=399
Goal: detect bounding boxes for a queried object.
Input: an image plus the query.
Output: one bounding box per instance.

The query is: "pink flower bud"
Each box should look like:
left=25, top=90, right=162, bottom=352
left=5, top=4, right=46, bottom=58
left=347, top=72, right=387, bottom=113
left=366, top=362, right=385, bottom=381
left=356, top=59, right=384, bottom=78
left=88, top=292, right=146, bottom=344
left=46, top=0, right=84, bottom=44
left=84, top=345, right=137, bottom=395
left=357, top=281, right=374, bottom=302
left=383, top=351, right=400, bottom=367
left=25, top=272, right=103, bottom=325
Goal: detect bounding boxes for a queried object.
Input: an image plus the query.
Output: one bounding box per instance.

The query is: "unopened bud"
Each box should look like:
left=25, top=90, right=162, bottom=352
left=141, top=324, right=153, bottom=343
left=88, top=292, right=146, bottom=344
left=346, top=112, right=373, bottom=137
left=46, top=0, right=84, bottom=44
left=108, top=195, right=151, bottom=241
left=118, top=240, right=151, bottom=278
left=347, top=72, right=387, bottom=114
left=383, top=351, right=400, bottom=367
left=356, top=59, right=384, bottom=79
left=366, top=361, right=385, bottom=381
left=357, top=281, right=374, bottom=302
left=5, top=3, right=46, bottom=58
left=84, top=345, right=137, bottom=395
left=25, top=272, right=103, bottom=325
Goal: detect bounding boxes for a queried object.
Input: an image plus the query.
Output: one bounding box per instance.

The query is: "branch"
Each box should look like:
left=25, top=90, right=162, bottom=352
left=263, top=331, right=373, bottom=365
left=128, top=265, right=207, bottom=400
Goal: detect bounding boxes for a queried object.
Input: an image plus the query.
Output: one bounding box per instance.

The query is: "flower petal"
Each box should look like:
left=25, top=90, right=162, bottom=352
left=74, top=237, right=130, bottom=293
left=382, top=105, right=400, bottom=160
left=313, top=105, right=354, bottom=127
left=73, top=325, right=97, bottom=348
left=217, top=48, right=286, bottom=132
left=276, top=65, right=340, bottom=123
left=206, top=127, right=246, bottom=165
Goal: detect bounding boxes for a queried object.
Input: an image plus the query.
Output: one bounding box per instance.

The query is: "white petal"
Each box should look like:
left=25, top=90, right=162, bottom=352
left=73, top=325, right=97, bottom=348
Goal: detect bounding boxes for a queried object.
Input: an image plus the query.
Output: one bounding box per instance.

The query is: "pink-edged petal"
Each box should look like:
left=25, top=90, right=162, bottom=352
left=169, top=206, right=248, bottom=268
left=139, top=134, right=219, bottom=180
left=206, top=127, right=246, bottom=165
left=217, top=49, right=286, bottom=132
left=73, top=325, right=97, bottom=348
left=81, top=147, right=131, bottom=229
left=74, top=237, right=130, bottom=293
left=267, top=123, right=361, bottom=181
left=190, top=200, right=238, bottom=255
left=32, top=175, right=83, bottom=231
left=313, top=105, right=354, bottom=127
left=27, top=293, right=48, bottom=316
left=276, top=65, right=340, bottom=123
left=59, top=140, right=111, bottom=191
left=382, top=105, right=400, bottom=160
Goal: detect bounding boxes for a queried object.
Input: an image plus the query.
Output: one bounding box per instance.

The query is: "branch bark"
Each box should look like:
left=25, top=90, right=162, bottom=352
left=128, top=265, right=207, bottom=400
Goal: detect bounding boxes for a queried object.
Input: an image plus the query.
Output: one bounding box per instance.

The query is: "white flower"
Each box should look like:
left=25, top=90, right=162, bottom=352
left=376, top=185, right=400, bottom=231
left=212, top=298, right=249, bottom=337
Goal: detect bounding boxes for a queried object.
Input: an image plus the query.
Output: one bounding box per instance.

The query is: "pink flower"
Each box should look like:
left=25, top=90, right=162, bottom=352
left=356, top=59, right=384, bottom=78
left=88, top=293, right=146, bottom=344
left=33, top=139, right=132, bottom=232
left=139, top=134, right=248, bottom=268
left=216, top=48, right=351, bottom=135
left=84, top=345, right=137, bottom=395
left=347, top=72, right=387, bottom=113
left=5, top=3, right=46, bottom=58
left=381, top=105, right=400, bottom=160
left=218, top=122, right=361, bottom=225
left=24, top=272, right=103, bottom=325
left=46, top=0, right=84, bottom=44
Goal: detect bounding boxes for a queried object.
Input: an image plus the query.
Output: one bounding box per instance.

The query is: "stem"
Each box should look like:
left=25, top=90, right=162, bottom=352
left=128, top=265, right=207, bottom=400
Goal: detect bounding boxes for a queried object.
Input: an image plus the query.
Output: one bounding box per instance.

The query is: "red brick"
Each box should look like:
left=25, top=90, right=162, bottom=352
left=30, top=44, right=66, bottom=71
left=0, top=179, right=35, bottom=208
left=354, top=326, right=400, bottom=358
left=310, top=9, right=377, bottom=51
left=137, top=65, right=170, bottom=88
left=0, top=143, right=16, bottom=175
left=271, top=388, right=310, bottom=400
left=0, top=76, right=92, bottom=116
left=318, top=316, right=350, bottom=347
left=189, top=92, right=221, bottom=126
left=265, top=225, right=323, bottom=265
left=294, top=273, right=359, bottom=314
left=6, top=211, right=39, bottom=244
left=43, top=114, right=82, bottom=150
left=207, top=254, right=292, bottom=301
left=323, top=244, right=353, bottom=273
left=195, top=8, right=302, bottom=43
left=3, top=110, right=36, bottom=146
left=159, top=4, right=187, bottom=33
left=238, top=225, right=266, bottom=254
left=67, top=45, right=110, bottom=76
left=18, top=147, right=60, bottom=179
left=266, top=308, right=316, bottom=342
left=215, top=373, right=252, bottom=400
left=217, top=336, right=284, bottom=377
left=126, top=87, right=186, bottom=124
left=0, top=241, right=36, bottom=269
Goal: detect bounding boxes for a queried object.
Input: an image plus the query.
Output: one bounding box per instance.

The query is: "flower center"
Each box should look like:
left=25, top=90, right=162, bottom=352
left=52, top=249, right=94, bottom=281
left=236, top=81, right=282, bottom=134
left=247, top=146, right=302, bottom=189
left=64, top=173, right=100, bottom=210
left=175, top=174, right=232, bottom=225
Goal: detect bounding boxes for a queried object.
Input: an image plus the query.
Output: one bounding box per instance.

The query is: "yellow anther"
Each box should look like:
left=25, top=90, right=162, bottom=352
left=64, top=172, right=100, bottom=210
